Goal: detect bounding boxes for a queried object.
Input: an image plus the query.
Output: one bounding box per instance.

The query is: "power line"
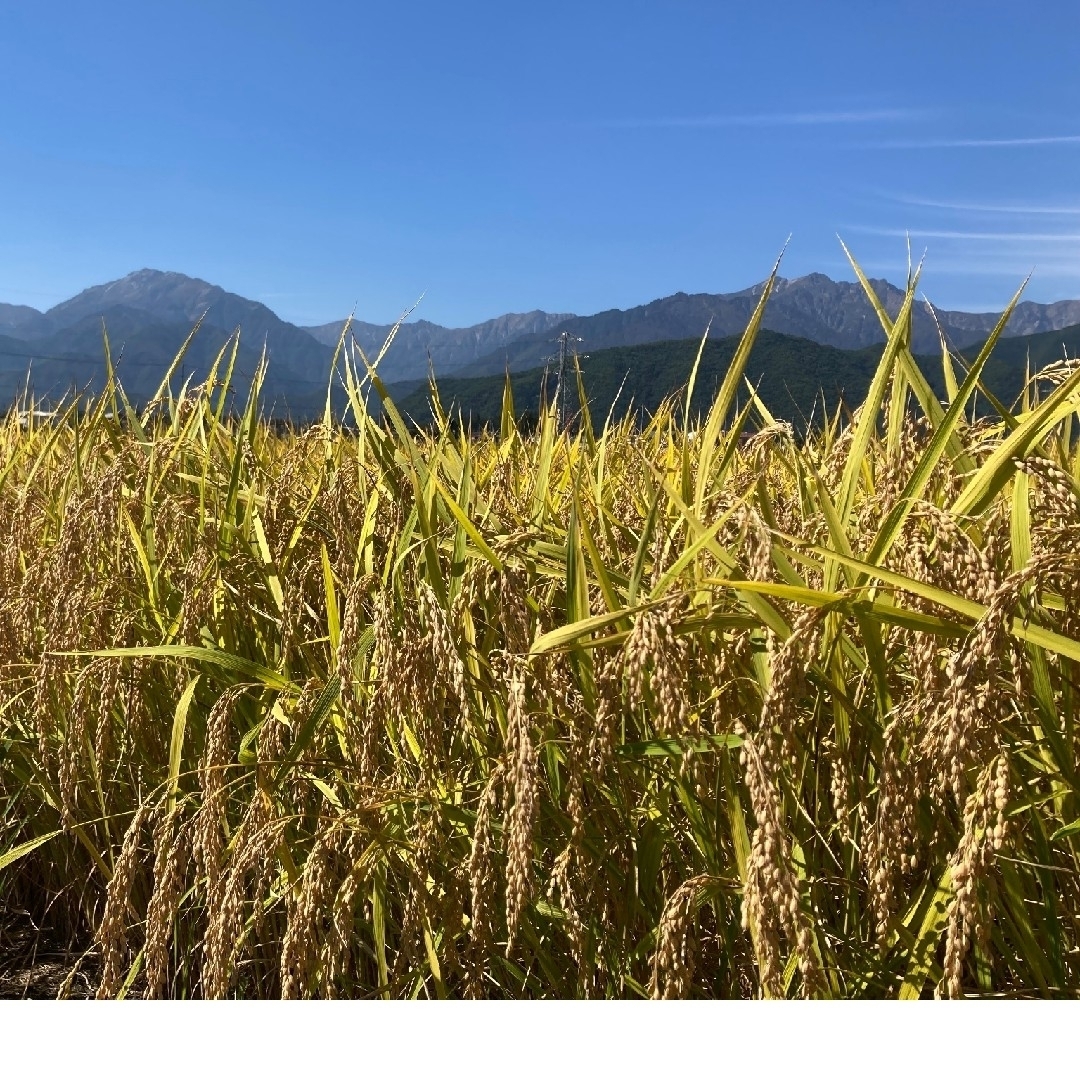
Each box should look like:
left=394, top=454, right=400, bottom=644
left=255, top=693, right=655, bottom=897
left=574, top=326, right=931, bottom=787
left=0, top=346, right=162, bottom=366
left=0, top=348, right=344, bottom=389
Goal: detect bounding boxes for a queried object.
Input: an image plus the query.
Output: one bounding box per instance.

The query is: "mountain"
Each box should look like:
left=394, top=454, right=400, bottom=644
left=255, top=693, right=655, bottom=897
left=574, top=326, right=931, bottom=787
left=0, top=307, right=280, bottom=413
left=0, top=270, right=339, bottom=416
left=959, top=320, right=1080, bottom=373
left=21, top=269, right=331, bottom=379
left=759, top=273, right=1080, bottom=350
left=396, top=324, right=1074, bottom=433
left=302, top=310, right=572, bottom=382
left=454, top=274, right=1080, bottom=379
left=0, top=303, right=50, bottom=337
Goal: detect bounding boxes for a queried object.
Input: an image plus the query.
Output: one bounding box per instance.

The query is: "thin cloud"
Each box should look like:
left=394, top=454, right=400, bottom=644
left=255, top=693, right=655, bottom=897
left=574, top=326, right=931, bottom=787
left=935, top=264, right=1080, bottom=279
left=844, top=225, right=1080, bottom=243
left=816, top=258, right=1080, bottom=301
left=838, top=228, right=1080, bottom=285
left=885, top=194, right=1080, bottom=215
left=870, top=134, right=1080, bottom=149
left=598, top=108, right=921, bottom=130
left=914, top=263, right=1080, bottom=288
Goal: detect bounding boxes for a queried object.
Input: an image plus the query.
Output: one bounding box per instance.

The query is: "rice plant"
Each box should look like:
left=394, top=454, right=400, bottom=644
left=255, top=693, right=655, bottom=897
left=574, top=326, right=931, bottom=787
left=2, top=251, right=1079, bottom=998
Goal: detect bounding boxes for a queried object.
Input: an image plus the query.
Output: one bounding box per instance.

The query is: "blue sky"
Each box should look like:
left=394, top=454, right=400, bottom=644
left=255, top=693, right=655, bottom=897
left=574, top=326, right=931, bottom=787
left=2, top=1, right=1079, bottom=327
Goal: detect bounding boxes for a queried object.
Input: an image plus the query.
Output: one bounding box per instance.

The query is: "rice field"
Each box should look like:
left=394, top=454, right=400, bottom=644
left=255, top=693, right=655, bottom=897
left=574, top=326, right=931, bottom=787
left=2, top=256, right=1080, bottom=998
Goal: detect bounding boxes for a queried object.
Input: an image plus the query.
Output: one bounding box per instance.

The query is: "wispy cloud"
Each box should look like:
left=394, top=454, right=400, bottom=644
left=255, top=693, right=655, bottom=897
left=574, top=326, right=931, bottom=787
left=947, top=263, right=1080, bottom=277
left=598, top=108, right=921, bottom=130
left=838, top=225, right=1080, bottom=284
left=847, top=226, right=1080, bottom=242
left=871, top=134, right=1080, bottom=149
left=885, top=259, right=1080, bottom=283
left=885, top=194, right=1080, bottom=215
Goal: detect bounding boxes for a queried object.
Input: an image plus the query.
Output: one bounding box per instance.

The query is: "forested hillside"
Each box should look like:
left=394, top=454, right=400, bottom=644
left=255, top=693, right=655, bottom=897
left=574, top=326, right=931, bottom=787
left=395, top=324, right=1074, bottom=431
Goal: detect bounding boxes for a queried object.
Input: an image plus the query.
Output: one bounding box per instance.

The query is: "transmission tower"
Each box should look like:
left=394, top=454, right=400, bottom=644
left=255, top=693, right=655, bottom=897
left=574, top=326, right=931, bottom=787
left=552, top=330, right=583, bottom=430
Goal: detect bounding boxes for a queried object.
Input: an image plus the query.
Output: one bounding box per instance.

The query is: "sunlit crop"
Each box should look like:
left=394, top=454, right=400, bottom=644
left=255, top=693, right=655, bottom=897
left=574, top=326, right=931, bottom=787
left=2, top=253, right=1079, bottom=998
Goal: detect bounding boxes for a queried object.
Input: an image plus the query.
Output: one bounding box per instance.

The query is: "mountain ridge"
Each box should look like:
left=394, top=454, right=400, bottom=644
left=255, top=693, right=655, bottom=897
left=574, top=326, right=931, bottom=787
left=5, top=267, right=1080, bottom=416
left=0, top=270, right=340, bottom=412
left=397, top=322, right=1080, bottom=434
left=455, top=274, right=1080, bottom=379
left=15, top=269, right=330, bottom=382
left=302, top=310, right=573, bottom=380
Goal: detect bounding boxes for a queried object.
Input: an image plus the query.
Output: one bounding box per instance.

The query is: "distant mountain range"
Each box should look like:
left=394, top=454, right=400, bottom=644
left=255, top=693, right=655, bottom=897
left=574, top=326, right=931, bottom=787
left=398, top=321, right=1080, bottom=433
left=448, top=275, right=1080, bottom=379
left=303, top=273, right=1080, bottom=380
left=302, top=311, right=573, bottom=381
left=4, top=267, right=1080, bottom=417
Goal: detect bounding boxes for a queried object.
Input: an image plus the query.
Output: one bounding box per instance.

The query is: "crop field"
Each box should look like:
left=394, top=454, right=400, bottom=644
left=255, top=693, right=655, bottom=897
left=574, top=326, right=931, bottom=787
left=2, top=258, right=1080, bottom=999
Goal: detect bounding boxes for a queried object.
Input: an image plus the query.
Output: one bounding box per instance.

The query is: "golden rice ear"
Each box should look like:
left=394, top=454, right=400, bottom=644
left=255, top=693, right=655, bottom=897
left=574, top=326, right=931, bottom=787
left=502, top=658, right=538, bottom=955
left=143, top=806, right=190, bottom=999
left=94, top=802, right=153, bottom=999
